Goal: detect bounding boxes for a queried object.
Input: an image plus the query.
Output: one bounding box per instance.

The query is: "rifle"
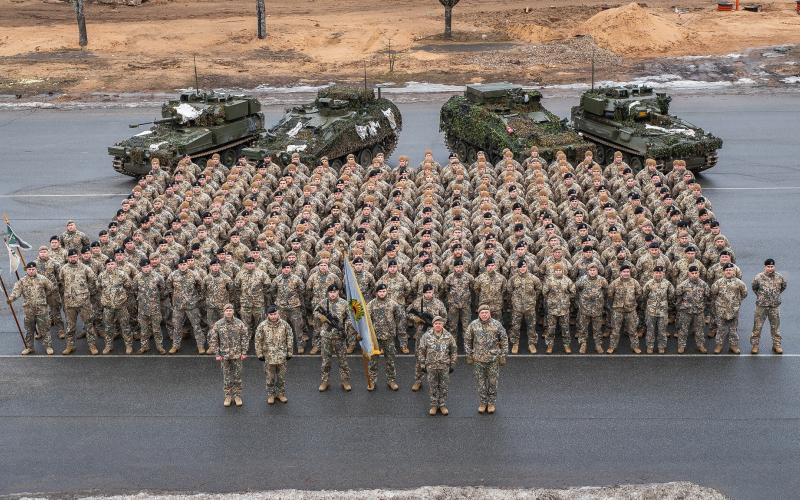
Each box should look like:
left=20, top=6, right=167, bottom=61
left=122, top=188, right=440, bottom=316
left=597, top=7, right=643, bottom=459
left=408, top=308, right=433, bottom=328
left=314, top=305, right=343, bottom=332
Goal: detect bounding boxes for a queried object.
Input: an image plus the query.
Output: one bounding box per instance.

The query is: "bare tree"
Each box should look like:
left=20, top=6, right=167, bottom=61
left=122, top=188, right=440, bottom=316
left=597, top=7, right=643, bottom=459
left=256, top=0, right=267, bottom=39
left=384, top=39, right=398, bottom=73
left=73, top=0, right=88, bottom=47
left=438, top=0, right=460, bottom=39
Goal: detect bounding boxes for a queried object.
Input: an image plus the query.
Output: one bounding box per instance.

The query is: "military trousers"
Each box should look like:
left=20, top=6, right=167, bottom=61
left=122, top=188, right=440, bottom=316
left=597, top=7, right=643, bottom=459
left=206, top=306, right=224, bottom=329
left=279, top=307, right=305, bottom=350
left=138, top=308, right=163, bottom=348
left=427, top=368, right=450, bottom=407
left=368, top=337, right=397, bottom=384
left=716, top=316, right=740, bottom=347
left=265, top=362, right=287, bottom=397
left=645, top=314, right=669, bottom=350
left=65, top=303, right=95, bottom=346
left=677, top=310, right=705, bottom=349
left=46, top=291, right=64, bottom=332
left=473, top=360, right=500, bottom=405
left=320, top=332, right=351, bottom=384
left=510, top=306, right=537, bottom=348
left=544, top=313, right=570, bottom=347
left=23, top=305, right=51, bottom=349
left=103, top=306, right=131, bottom=347
left=172, top=306, right=203, bottom=349
left=447, top=305, right=471, bottom=340
left=577, top=312, right=604, bottom=346
left=220, top=358, right=243, bottom=398
left=239, top=305, right=263, bottom=349
left=751, top=305, right=781, bottom=347
left=610, top=310, right=639, bottom=350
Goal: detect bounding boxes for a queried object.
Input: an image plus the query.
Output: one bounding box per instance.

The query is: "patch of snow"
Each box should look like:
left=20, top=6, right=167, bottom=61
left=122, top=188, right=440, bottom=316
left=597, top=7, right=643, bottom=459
left=782, top=76, right=800, bottom=84
left=286, top=121, right=303, bottom=137
left=382, top=108, right=397, bottom=129
left=134, top=130, right=153, bottom=137
left=174, top=103, right=201, bottom=123
left=253, top=83, right=334, bottom=93
left=286, top=144, right=307, bottom=153
left=645, top=124, right=696, bottom=137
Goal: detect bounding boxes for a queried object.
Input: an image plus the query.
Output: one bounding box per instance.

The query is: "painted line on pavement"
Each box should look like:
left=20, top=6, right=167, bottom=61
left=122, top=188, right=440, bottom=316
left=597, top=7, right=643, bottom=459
left=0, top=354, right=795, bottom=358
left=0, top=193, right=129, bottom=198
left=702, top=187, right=800, bottom=191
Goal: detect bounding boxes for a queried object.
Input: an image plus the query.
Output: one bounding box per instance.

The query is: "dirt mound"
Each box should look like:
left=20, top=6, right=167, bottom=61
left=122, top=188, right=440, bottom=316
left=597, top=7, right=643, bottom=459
left=505, top=23, right=561, bottom=44
left=575, top=2, right=691, bottom=55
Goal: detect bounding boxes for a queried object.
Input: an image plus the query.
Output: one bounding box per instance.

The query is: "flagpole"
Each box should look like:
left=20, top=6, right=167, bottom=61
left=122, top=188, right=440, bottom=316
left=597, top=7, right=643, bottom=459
left=0, top=273, right=26, bottom=346
left=3, top=213, right=25, bottom=280
left=361, top=352, right=370, bottom=389
left=16, top=248, right=26, bottom=267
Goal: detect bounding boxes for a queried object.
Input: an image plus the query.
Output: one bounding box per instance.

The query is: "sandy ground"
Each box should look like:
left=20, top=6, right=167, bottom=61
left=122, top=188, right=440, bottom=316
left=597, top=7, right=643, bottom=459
left=0, top=0, right=799, bottom=97
left=64, top=483, right=729, bottom=500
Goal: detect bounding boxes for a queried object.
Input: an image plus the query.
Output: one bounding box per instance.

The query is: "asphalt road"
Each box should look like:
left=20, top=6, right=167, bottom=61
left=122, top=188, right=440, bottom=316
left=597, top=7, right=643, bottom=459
left=0, top=91, right=799, bottom=498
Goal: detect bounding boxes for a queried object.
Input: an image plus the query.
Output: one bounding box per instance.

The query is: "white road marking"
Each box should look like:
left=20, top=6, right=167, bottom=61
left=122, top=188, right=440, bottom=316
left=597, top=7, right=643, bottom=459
left=702, top=187, right=800, bottom=191
left=0, top=354, right=795, bottom=358
left=0, top=193, right=129, bottom=198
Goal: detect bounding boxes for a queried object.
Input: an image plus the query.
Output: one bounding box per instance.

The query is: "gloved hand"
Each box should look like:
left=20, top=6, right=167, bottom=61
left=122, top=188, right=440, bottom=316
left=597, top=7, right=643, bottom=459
left=499, top=356, right=507, bottom=366
left=421, top=366, right=427, bottom=373
left=466, top=355, right=473, bottom=365
left=448, top=366, right=454, bottom=374
left=258, top=356, right=265, bottom=361
left=215, top=355, right=223, bottom=361
left=286, top=354, right=292, bottom=361
left=240, top=354, right=246, bottom=360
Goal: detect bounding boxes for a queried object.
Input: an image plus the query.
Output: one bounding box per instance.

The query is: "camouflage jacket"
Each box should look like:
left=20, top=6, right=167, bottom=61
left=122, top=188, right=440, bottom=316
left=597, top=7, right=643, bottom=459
left=134, top=270, right=164, bottom=314
left=575, top=275, right=608, bottom=317
left=97, top=268, right=132, bottom=309
left=9, top=274, right=54, bottom=310
left=376, top=272, right=411, bottom=306
left=711, top=277, right=747, bottom=320
left=444, top=270, right=474, bottom=309
left=318, top=297, right=349, bottom=338
left=235, top=268, right=271, bottom=308
left=675, top=278, right=710, bottom=314
left=642, top=278, right=674, bottom=317
left=410, top=271, right=445, bottom=298
left=307, top=271, right=342, bottom=304
left=208, top=317, right=248, bottom=360
left=272, top=273, right=305, bottom=309
left=542, top=275, right=575, bottom=316
left=58, top=262, right=97, bottom=308
left=507, top=272, right=542, bottom=310
left=751, top=271, right=787, bottom=307
left=34, top=257, right=61, bottom=292
left=167, top=269, right=203, bottom=309
left=608, top=277, right=642, bottom=312
left=406, top=296, right=446, bottom=327
left=464, top=318, right=508, bottom=363
left=204, top=271, right=234, bottom=310
left=367, top=296, right=405, bottom=340
left=254, top=317, right=294, bottom=364
left=474, top=271, right=506, bottom=310
left=60, top=229, right=89, bottom=253
left=418, top=328, right=457, bottom=370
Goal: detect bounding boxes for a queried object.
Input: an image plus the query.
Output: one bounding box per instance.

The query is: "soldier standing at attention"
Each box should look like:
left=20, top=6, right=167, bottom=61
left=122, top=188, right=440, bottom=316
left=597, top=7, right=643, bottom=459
left=507, top=260, right=541, bottom=354
left=607, top=264, right=642, bottom=354
left=367, top=284, right=404, bottom=391
left=464, top=304, right=508, bottom=415
left=255, top=305, right=294, bottom=405
left=675, top=265, right=710, bottom=354
left=542, top=264, right=575, bottom=354
left=234, top=256, right=271, bottom=350
left=750, top=258, right=787, bottom=354
left=167, top=257, right=204, bottom=354
left=7, top=262, right=55, bottom=355
left=575, top=263, right=607, bottom=354
left=97, top=258, right=133, bottom=354
left=210, top=304, right=249, bottom=407
left=59, top=249, right=97, bottom=355
left=710, top=263, right=747, bottom=354
left=317, top=284, right=351, bottom=392
left=271, top=261, right=306, bottom=353
left=641, top=266, right=674, bottom=354
left=134, top=258, right=166, bottom=354
left=418, top=316, right=457, bottom=416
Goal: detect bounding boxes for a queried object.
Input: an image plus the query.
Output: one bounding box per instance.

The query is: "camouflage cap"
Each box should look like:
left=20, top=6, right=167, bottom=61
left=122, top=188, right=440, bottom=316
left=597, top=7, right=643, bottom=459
left=223, top=303, right=234, bottom=311
left=477, top=304, right=491, bottom=312
left=432, top=316, right=445, bottom=324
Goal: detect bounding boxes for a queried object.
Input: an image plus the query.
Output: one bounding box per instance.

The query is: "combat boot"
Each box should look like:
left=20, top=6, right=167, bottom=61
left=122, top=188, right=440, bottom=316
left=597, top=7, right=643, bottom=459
left=439, top=406, right=449, bottom=416
left=579, top=342, right=587, bottom=354
left=234, top=396, right=243, bottom=407
left=713, top=344, right=723, bottom=354
left=125, top=345, right=133, bottom=355
left=546, top=345, right=553, bottom=354
left=646, top=346, right=654, bottom=354
left=223, top=397, right=232, bottom=407
left=88, top=345, right=99, bottom=355
left=137, top=345, right=150, bottom=355
left=46, top=347, right=54, bottom=355
left=297, top=346, right=305, bottom=354
left=77, top=330, right=86, bottom=340
left=168, top=344, right=179, bottom=354
left=478, top=404, right=486, bottom=414
left=309, top=345, right=319, bottom=355
left=511, top=343, right=519, bottom=354
left=751, top=344, right=759, bottom=354
left=773, top=345, right=783, bottom=355
left=156, top=345, right=166, bottom=354
left=487, top=404, right=496, bottom=414
left=730, top=346, right=741, bottom=354
left=197, top=347, right=206, bottom=354
left=595, top=344, right=604, bottom=354
left=411, top=381, right=421, bottom=392
left=632, top=346, right=642, bottom=354
left=102, top=344, right=113, bottom=355
left=528, top=344, right=537, bottom=354
left=367, top=381, right=375, bottom=392
left=318, top=381, right=329, bottom=392
left=677, top=346, right=685, bottom=354
left=62, top=344, right=74, bottom=355
left=277, top=395, right=288, bottom=403
left=697, top=344, right=708, bottom=354
left=428, top=406, right=437, bottom=416
left=341, top=382, right=352, bottom=392
left=57, top=330, right=65, bottom=339
left=267, top=396, right=275, bottom=405
left=658, top=347, right=666, bottom=354
left=563, top=344, right=572, bottom=354
left=20, top=348, right=33, bottom=355
left=388, top=381, right=399, bottom=391
left=346, top=344, right=355, bottom=354
left=606, top=347, right=615, bottom=354
left=400, top=345, right=410, bottom=354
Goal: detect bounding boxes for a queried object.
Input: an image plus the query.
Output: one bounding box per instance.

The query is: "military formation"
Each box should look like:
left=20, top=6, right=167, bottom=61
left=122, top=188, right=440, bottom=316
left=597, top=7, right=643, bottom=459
left=6, top=146, right=788, bottom=414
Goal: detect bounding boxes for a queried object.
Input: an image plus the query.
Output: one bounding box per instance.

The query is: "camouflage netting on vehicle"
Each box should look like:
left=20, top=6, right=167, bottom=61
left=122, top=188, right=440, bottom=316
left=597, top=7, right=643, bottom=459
left=316, top=85, right=371, bottom=103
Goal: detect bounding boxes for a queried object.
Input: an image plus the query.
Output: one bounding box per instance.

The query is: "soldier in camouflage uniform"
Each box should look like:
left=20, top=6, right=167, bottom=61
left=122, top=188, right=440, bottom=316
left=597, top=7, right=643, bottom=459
left=641, top=266, right=674, bottom=353
left=376, top=260, right=412, bottom=352
left=7, top=262, right=55, bottom=355
left=272, top=261, right=306, bottom=353
left=318, top=284, right=352, bottom=392
left=35, top=246, right=64, bottom=339
left=367, top=284, right=404, bottom=391
left=58, top=249, right=97, bottom=355
left=473, top=260, right=506, bottom=320
left=133, top=258, right=166, bottom=354
left=750, top=258, right=787, bottom=354
left=710, top=263, right=747, bottom=354
left=443, top=259, right=474, bottom=342
left=204, top=259, right=234, bottom=329
left=575, top=263, right=608, bottom=354
left=542, top=264, right=575, bottom=354
left=418, top=316, right=457, bottom=416
left=675, top=265, right=710, bottom=353
left=234, top=256, right=271, bottom=350
left=97, top=258, right=133, bottom=354
left=607, top=265, right=643, bottom=354
left=408, top=284, right=447, bottom=391
left=60, top=220, right=90, bottom=255
left=255, top=305, right=294, bottom=404
left=210, top=303, right=249, bottom=407
left=507, top=260, right=541, bottom=354
left=464, top=304, right=508, bottom=414
left=167, top=257, right=205, bottom=354
left=306, top=260, right=342, bottom=354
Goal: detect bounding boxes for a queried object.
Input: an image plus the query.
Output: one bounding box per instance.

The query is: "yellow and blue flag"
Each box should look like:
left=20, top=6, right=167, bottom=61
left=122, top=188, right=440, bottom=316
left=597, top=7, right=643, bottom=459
left=342, top=257, right=381, bottom=359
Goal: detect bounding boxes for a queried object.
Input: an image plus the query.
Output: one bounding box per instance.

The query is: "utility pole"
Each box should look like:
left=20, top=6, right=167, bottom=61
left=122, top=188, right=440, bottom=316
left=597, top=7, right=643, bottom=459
left=73, top=0, right=88, bottom=47
left=256, top=0, right=267, bottom=39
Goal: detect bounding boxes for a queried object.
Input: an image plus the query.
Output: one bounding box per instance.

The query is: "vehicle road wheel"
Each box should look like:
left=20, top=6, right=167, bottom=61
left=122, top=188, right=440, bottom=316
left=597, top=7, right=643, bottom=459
left=594, top=144, right=605, bottom=165
left=358, top=148, right=372, bottom=167
left=630, top=156, right=643, bottom=172
left=372, top=144, right=384, bottom=160
left=331, top=158, right=343, bottom=171
left=454, top=141, right=467, bottom=162
left=606, top=146, right=617, bottom=165
left=221, top=149, right=236, bottom=167
left=466, top=146, right=477, bottom=164
left=195, top=157, right=207, bottom=168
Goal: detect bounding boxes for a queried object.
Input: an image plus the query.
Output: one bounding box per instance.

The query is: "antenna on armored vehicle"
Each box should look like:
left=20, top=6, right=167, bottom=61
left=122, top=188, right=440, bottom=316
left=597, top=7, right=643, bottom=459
left=194, top=54, right=200, bottom=95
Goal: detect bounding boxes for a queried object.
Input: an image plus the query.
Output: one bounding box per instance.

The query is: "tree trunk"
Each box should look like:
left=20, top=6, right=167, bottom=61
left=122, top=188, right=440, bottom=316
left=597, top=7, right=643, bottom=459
left=256, top=0, right=267, bottom=39
left=444, top=5, right=452, bottom=39
left=73, top=0, right=88, bottom=47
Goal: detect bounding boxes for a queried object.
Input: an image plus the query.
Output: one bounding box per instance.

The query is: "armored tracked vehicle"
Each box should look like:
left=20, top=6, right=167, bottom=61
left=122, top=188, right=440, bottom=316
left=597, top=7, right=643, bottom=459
left=439, top=82, right=594, bottom=165
left=242, top=85, right=402, bottom=169
left=108, top=91, right=264, bottom=177
left=570, top=85, right=722, bottom=172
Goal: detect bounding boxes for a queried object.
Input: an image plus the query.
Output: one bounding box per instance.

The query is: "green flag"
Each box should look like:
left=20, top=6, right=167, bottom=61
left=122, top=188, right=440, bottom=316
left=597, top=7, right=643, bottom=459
left=4, top=223, right=31, bottom=250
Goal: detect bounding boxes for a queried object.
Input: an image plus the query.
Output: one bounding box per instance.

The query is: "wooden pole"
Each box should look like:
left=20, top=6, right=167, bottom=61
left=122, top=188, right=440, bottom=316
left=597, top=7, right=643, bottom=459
left=256, top=0, right=267, bottom=39
left=0, top=273, right=26, bottom=346
left=361, top=353, right=370, bottom=388
left=73, top=0, right=88, bottom=47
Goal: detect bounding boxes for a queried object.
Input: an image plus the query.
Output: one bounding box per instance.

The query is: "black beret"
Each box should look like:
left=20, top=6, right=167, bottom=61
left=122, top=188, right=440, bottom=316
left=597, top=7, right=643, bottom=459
left=485, top=258, right=496, bottom=265
left=139, top=258, right=151, bottom=267
left=515, top=241, right=527, bottom=249
left=648, top=242, right=660, bottom=249
left=209, top=258, right=219, bottom=266
left=327, top=284, right=339, bottom=292
left=422, top=284, right=434, bottom=292
left=25, top=262, right=37, bottom=269
left=376, top=283, right=387, bottom=291
left=654, top=265, right=664, bottom=272
left=281, top=261, right=291, bottom=268
left=114, top=247, right=125, bottom=255
left=388, top=259, right=397, bottom=266
left=722, top=263, right=734, bottom=270
left=266, top=305, right=278, bottom=314
left=685, top=246, right=697, bottom=252
left=764, top=258, right=775, bottom=266
left=244, top=256, right=255, bottom=263
left=123, top=237, right=133, bottom=244
left=517, top=260, right=527, bottom=268
left=582, top=246, right=593, bottom=252
left=620, top=264, right=631, bottom=271
left=81, top=246, right=91, bottom=254
left=688, top=265, right=699, bottom=272
left=453, top=259, right=464, bottom=266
